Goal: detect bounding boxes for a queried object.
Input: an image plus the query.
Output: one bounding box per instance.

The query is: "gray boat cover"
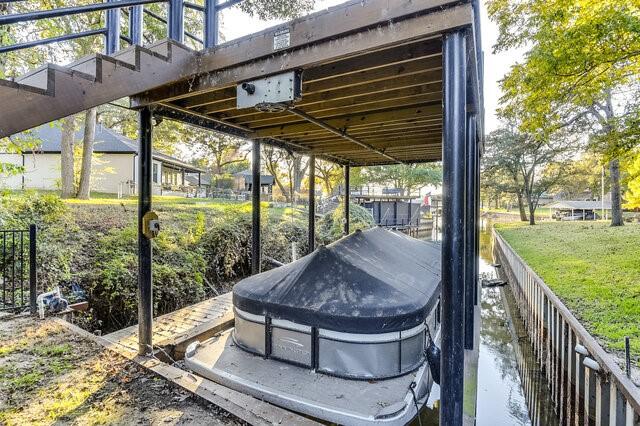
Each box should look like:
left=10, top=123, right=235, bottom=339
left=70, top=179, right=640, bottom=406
left=233, top=227, right=441, bottom=333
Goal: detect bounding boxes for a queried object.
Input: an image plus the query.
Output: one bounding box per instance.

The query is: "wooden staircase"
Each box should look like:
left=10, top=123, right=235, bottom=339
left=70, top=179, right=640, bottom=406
left=0, top=39, right=198, bottom=138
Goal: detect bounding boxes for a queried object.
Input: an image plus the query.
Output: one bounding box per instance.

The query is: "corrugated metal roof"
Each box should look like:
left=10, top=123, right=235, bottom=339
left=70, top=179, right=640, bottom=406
left=547, top=200, right=612, bottom=210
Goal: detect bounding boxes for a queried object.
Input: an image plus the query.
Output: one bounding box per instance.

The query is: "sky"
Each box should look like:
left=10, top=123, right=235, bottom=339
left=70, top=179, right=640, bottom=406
left=217, top=0, right=525, bottom=133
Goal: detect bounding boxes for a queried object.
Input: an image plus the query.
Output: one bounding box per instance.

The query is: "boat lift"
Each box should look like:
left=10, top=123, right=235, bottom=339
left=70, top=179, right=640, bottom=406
left=0, top=0, right=483, bottom=423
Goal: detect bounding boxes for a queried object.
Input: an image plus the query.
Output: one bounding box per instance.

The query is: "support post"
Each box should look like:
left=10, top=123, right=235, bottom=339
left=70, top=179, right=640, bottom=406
left=28, top=224, right=37, bottom=315
left=343, top=165, right=350, bottom=235
left=251, top=140, right=261, bottom=274
left=440, top=30, right=467, bottom=426
left=204, top=0, right=218, bottom=48
left=105, top=0, right=120, bottom=54
left=168, top=0, right=184, bottom=43
left=475, top=135, right=480, bottom=304
left=464, top=114, right=477, bottom=349
left=138, top=107, right=154, bottom=355
left=308, top=154, right=316, bottom=253
left=129, top=5, right=143, bottom=45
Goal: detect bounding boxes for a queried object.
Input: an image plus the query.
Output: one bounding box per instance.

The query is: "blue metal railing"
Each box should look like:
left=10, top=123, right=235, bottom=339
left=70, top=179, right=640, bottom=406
left=0, top=0, right=245, bottom=55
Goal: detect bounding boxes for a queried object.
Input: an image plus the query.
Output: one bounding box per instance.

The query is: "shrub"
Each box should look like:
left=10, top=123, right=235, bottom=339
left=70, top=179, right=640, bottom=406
left=85, top=225, right=207, bottom=332
left=0, top=192, right=76, bottom=291
left=317, top=202, right=375, bottom=244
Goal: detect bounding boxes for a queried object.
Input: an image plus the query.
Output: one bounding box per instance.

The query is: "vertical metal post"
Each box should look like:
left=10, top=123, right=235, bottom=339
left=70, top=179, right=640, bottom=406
left=168, top=0, right=184, bottom=43
left=129, top=5, right=143, bottom=45
left=343, top=165, right=350, bottom=235
left=440, top=30, right=467, bottom=426
left=308, top=154, right=316, bottom=253
left=28, top=224, right=37, bottom=315
left=393, top=201, right=398, bottom=226
left=251, top=140, right=261, bottom=274
left=204, top=0, right=218, bottom=48
left=138, top=106, right=153, bottom=356
left=475, top=137, right=480, bottom=304
left=105, top=0, right=120, bottom=54
left=464, top=114, right=477, bottom=349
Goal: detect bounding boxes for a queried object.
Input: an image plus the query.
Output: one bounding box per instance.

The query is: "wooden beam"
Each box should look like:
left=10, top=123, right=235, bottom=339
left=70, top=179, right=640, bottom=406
left=201, top=63, right=442, bottom=118
left=179, top=39, right=441, bottom=110
left=252, top=104, right=441, bottom=138
left=310, top=139, right=442, bottom=154
left=131, top=3, right=472, bottom=106
left=296, top=124, right=442, bottom=143
left=211, top=80, right=443, bottom=124
left=285, top=106, right=405, bottom=164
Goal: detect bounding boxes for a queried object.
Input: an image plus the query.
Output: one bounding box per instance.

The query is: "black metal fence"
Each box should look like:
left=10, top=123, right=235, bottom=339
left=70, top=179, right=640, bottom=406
left=1, top=225, right=37, bottom=314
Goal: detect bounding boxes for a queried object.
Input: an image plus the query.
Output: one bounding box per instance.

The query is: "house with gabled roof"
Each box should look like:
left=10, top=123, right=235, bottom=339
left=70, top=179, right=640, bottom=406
left=0, top=123, right=207, bottom=196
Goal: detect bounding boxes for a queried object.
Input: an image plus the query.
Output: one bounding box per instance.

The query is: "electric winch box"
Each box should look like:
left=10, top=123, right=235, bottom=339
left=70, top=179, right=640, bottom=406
left=237, top=71, right=302, bottom=110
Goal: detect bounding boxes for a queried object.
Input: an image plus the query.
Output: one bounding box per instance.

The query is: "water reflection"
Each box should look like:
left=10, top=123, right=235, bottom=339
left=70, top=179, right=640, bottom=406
left=417, top=219, right=556, bottom=425
left=475, top=219, right=557, bottom=426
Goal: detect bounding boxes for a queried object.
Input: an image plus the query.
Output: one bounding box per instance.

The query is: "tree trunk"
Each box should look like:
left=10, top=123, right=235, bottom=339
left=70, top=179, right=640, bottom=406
left=516, top=191, right=528, bottom=222
left=609, top=158, right=624, bottom=226
left=527, top=194, right=536, bottom=225
left=60, top=116, right=76, bottom=198
left=77, top=108, right=97, bottom=199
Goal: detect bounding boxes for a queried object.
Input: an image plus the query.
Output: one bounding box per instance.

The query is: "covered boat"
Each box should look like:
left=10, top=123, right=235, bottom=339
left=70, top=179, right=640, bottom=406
left=233, top=227, right=440, bottom=378
left=185, top=227, right=442, bottom=424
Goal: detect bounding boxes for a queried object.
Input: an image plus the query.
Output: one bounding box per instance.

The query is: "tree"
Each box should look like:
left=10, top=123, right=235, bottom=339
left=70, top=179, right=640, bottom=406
left=60, top=116, right=76, bottom=198
left=483, top=126, right=576, bottom=225
left=77, top=108, right=97, bottom=199
left=315, top=160, right=342, bottom=195
left=360, top=164, right=442, bottom=195
left=191, top=132, right=248, bottom=182
left=623, top=151, right=640, bottom=210
left=263, top=146, right=291, bottom=202
left=482, top=128, right=529, bottom=221
left=552, top=154, right=608, bottom=201
left=487, top=0, right=640, bottom=226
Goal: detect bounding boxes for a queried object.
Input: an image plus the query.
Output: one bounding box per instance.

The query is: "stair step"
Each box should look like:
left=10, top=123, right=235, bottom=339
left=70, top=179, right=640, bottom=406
left=147, top=40, right=193, bottom=62
left=0, top=38, right=198, bottom=138
left=146, top=40, right=172, bottom=57
left=67, top=55, right=100, bottom=79
left=15, top=65, right=52, bottom=92
left=111, top=45, right=140, bottom=67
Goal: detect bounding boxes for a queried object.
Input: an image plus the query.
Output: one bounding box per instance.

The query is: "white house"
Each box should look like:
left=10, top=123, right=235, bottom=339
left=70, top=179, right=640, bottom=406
left=0, top=123, right=208, bottom=196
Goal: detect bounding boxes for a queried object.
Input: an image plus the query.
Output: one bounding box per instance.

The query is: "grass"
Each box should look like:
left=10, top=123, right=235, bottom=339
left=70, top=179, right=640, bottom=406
left=0, top=316, right=238, bottom=425
left=495, top=221, right=640, bottom=360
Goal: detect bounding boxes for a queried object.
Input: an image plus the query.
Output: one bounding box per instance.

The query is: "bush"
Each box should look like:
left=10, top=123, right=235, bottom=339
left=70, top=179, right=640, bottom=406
left=0, top=192, right=76, bottom=291
left=85, top=225, right=207, bottom=331
left=317, top=203, right=375, bottom=244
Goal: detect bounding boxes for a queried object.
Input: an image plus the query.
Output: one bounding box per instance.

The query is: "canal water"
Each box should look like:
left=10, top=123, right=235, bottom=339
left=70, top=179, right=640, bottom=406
left=417, top=220, right=557, bottom=425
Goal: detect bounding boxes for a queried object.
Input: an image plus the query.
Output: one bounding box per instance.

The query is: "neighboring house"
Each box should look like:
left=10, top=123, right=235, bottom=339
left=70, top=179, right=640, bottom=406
left=233, top=169, right=274, bottom=194
left=0, top=123, right=207, bottom=196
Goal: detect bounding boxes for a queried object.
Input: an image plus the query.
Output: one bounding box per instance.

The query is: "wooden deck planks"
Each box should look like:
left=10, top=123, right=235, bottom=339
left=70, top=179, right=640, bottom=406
left=104, top=292, right=234, bottom=358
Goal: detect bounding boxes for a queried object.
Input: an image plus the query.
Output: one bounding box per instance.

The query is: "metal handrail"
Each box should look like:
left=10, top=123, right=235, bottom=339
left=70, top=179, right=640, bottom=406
left=0, top=28, right=107, bottom=54
left=0, top=0, right=166, bottom=25
left=0, top=0, right=246, bottom=54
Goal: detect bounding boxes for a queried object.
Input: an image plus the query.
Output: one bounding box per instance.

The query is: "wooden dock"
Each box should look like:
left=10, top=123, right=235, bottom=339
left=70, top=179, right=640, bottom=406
left=57, top=313, right=320, bottom=425
left=104, top=292, right=234, bottom=360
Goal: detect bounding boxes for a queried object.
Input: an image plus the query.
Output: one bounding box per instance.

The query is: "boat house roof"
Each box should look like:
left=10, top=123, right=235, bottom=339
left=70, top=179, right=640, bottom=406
left=547, top=200, right=612, bottom=211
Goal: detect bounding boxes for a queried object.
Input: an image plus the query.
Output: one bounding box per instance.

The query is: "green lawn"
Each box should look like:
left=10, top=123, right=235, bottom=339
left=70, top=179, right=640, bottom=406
left=495, top=222, right=640, bottom=360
